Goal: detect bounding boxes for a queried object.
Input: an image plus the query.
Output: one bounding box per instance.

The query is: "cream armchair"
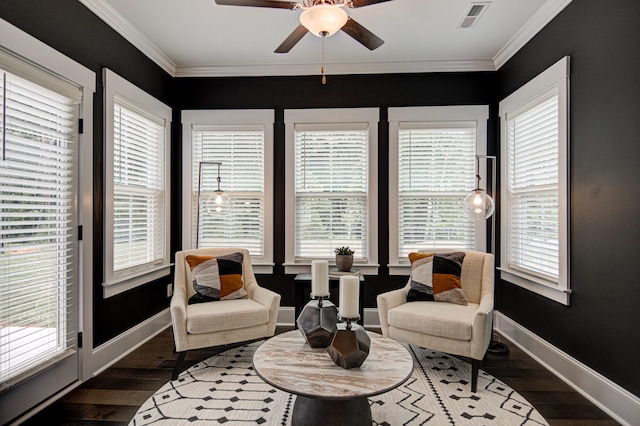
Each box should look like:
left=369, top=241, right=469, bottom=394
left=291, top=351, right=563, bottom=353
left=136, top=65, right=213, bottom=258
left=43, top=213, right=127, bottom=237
left=170, top=247, right=281, bottom=379
left=377, top=250, right=494, bottom=392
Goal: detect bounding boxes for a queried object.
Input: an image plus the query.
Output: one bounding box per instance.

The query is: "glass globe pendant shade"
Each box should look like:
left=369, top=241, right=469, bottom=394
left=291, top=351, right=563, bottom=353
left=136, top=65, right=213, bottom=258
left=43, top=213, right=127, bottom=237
left=204, top=190, right=232, bottom=216
left=300, top=4, right=348, bottom=36
left=463, top=189, right=495, bottom=221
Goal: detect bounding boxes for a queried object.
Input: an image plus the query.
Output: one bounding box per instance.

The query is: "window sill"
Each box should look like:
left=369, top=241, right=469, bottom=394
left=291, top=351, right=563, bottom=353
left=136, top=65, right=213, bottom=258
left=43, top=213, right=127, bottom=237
left=252, top=263, right=274, bottom=274
left=102, top=264, right=172, bottom=298
left=498, top=267, right=570, bottom=305
left=388, top=264, right=411, bottom=276
left=284, top=263, right=379, bottom=275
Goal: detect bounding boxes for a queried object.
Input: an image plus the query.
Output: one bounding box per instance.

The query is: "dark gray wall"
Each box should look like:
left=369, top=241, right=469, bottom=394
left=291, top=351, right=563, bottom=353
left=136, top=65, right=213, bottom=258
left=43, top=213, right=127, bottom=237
left=496, top=0, right=640, bottom=397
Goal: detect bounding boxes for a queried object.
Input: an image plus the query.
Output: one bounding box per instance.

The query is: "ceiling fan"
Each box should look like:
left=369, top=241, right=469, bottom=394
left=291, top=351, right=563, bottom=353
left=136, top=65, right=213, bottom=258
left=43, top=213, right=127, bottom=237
left=214, top=0, right=392, bottom=53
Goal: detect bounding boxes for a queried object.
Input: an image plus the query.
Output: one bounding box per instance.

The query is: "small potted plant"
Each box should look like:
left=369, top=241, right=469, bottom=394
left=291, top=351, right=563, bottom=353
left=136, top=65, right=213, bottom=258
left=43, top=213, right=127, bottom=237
left=334, top=246, right=355, bottom=272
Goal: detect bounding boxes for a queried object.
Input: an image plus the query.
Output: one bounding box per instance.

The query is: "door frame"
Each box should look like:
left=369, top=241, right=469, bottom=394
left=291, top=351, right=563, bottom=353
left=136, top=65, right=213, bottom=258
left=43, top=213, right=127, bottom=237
left=0, top=18, right=95, bottom=425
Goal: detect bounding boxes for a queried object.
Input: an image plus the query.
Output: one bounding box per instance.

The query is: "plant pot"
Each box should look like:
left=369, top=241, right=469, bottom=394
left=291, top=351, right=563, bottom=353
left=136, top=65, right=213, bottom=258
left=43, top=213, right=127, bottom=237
left=335, top=255, right=353, bottom=272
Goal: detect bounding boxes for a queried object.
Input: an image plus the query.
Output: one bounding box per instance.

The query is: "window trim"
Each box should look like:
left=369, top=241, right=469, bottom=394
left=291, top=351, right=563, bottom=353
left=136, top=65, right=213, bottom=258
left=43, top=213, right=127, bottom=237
left=181, top=109, right=274, bottom=274
left=284, top=108, right=379, bottom=275
left=498, top=56, right=570, bottom=305
left=388, top=105, right=489, bottom=275
left=102, top=68, right=172, bottom=298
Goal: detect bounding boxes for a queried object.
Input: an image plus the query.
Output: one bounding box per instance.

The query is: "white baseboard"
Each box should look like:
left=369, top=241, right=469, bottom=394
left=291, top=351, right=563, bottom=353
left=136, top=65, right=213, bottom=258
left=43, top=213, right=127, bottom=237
left=277, top=306, right=381, bottom=328
left=494, top=311, right=640, bottom=426
left=89, top=308, right=171, bottom=377
left=363, top=308, right=381, bottom=328
left=276, top=306, right=295, bottom=327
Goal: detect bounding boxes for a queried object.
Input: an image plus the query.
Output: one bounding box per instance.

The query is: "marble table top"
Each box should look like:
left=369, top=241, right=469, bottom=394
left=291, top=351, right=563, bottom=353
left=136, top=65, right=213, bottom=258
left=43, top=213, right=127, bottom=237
left=253, top=330, right=414, bottom=400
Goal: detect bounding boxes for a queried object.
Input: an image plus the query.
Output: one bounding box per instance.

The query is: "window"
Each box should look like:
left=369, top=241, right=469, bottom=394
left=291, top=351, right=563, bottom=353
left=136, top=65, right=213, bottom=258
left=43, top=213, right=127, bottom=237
left=284, top=108, right=379, bottom=274
left=182, top=110, right=274, bottom=273
left=388, top=106, right=489, bottom=274
left=499, top=56, right=570, bottom=305
left=103, top=69, right=171, bottom=298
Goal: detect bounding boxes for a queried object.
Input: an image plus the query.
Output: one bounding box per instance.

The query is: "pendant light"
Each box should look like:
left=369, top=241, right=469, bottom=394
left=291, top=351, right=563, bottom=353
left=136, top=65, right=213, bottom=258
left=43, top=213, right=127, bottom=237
left=463, top=155, right=495, bottom=221
left=205, top=162, right=232, bottom=216
left=196, top=161, right=232, bottom=248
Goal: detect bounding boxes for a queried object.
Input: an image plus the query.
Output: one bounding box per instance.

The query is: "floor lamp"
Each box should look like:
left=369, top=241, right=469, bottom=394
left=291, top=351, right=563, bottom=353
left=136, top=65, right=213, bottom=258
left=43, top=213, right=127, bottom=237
left=195, top=161, right=231, bottom=249
left=462, top=155, right=509, bottom=355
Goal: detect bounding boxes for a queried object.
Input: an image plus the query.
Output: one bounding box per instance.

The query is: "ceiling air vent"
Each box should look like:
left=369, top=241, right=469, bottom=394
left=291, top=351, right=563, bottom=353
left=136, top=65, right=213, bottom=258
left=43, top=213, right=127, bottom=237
left=458, top=1, right=491, bottom=29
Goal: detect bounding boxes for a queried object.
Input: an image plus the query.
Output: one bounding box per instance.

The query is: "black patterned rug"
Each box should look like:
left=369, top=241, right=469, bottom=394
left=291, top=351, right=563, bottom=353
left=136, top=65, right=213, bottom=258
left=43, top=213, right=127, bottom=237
left=130, top=340, right=548, bottom=425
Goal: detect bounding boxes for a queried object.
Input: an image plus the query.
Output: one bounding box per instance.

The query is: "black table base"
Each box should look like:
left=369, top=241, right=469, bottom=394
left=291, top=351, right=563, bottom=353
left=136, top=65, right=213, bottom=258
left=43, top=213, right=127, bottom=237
left=292, top=395, right=371, bottom=426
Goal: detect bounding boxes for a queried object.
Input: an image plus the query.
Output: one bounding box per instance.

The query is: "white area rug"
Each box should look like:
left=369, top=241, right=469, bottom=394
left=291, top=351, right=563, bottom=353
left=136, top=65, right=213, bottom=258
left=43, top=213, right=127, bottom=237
left=130, top=340, right=548, bottom=425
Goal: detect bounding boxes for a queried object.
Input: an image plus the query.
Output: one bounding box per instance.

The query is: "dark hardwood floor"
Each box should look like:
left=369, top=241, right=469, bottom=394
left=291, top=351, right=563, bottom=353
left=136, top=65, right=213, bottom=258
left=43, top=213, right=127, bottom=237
left=19, top=327, right=619, bottom=426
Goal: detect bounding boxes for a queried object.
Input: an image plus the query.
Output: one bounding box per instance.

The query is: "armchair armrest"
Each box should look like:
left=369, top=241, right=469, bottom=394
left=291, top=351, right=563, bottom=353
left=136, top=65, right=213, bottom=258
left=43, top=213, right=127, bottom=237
left=476, top=290, right=493, bottom=315
left=170, top=284, right=188, bottom=352
left=249, top=285, right=281, bottom=336
left=250, top=285, right=280, bottom=311
left=376, top=283, right=410, bottom=336
left=470, top=290, right=494, bottom=359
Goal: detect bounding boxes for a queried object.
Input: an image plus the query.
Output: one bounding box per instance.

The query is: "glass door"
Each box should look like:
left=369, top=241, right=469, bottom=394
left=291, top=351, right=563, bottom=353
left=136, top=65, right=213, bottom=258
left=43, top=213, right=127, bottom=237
left=0, top=66, right=81, bottom=425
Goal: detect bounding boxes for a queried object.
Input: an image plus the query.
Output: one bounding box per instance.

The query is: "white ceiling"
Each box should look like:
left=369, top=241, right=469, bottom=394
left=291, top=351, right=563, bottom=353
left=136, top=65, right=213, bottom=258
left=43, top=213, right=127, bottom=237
left=80, top=0, right=571, bottom=78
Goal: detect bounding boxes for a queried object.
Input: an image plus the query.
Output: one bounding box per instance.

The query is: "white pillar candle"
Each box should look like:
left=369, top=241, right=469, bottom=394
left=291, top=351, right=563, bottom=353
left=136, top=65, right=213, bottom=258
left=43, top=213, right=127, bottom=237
left=311, top=260, right=329, bottom=298
left=339, top=275, right=360, bottom=319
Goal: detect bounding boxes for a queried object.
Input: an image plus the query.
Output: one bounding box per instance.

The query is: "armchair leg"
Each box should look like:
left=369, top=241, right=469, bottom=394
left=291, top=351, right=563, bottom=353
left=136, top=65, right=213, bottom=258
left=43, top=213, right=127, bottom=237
left=471, top=359, right=480, bottom=393
left=172, top=351, right=187, bottom=381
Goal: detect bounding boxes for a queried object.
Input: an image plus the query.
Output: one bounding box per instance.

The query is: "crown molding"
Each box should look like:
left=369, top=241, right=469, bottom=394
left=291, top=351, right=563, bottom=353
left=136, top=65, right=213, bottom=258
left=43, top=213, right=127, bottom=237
left=174, top=59, right=497, bottom=78
left=78, top=0, right=176, bottom=76
left=493, top=0, right=573, bottom=69
left=80, top=0, right=569, bottom=78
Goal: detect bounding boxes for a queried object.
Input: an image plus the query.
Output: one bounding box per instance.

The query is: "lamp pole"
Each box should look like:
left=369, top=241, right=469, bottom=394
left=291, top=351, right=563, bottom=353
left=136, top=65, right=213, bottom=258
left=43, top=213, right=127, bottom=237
left=474, top=155, right=509, bottom=355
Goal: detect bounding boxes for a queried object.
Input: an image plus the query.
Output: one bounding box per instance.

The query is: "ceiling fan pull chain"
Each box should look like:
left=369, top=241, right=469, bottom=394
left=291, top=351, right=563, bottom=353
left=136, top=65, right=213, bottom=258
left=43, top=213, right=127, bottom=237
left=321, top=30, right=327, bottom=84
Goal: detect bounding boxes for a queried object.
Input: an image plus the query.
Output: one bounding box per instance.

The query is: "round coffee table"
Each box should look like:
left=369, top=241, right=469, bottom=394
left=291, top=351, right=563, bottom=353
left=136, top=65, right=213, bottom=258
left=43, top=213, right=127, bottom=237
left=253, top=330, right=413, bottom=426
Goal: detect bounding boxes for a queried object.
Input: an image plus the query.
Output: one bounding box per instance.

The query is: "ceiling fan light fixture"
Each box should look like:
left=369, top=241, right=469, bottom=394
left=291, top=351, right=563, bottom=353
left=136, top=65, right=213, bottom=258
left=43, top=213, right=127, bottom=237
left=300, top=4, right=348, bottom=36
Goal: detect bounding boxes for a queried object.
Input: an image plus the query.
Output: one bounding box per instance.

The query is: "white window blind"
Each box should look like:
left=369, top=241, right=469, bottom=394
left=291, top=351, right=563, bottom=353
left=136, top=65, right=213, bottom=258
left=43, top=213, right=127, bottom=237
left=397, top=123, right=478, bottom=257
left=505, top=92, right=560, bottom=281
left=294, top=124, right=369, bottom=259
left=191, top=126, right=265, bottom=255
left=112, top=97, right=166, bottom=274
left=0, top=68, right=79, bottom=383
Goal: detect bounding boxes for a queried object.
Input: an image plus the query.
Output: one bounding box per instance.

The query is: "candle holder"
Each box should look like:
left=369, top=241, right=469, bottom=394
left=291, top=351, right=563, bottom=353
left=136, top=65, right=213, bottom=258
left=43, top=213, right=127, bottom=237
left=327, top=315, right=370, bottom=369
left=296, top=296, right=338, bottom=348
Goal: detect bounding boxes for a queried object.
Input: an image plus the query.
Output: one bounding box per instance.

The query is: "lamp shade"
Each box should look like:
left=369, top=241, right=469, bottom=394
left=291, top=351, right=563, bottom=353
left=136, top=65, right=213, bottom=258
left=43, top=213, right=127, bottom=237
left=204, top=190, right=232, bottom=216
left=463, top=189, right=495, bottom=221
left=300, top=4, right=348, bottom=37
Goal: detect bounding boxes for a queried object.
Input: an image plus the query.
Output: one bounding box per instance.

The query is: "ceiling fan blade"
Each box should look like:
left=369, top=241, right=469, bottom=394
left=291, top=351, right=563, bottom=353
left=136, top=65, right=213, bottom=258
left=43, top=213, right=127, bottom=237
left=275, top=24, right=308, bottom=53
left=215, top=0, right=298, bottom=10
left=349, top=0, right=393, bottom=8
left=341, top=18, right=384, bottom=50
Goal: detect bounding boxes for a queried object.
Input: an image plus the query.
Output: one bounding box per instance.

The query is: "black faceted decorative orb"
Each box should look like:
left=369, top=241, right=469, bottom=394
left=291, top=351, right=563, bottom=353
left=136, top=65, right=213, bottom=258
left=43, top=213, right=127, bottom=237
left=296, top=298, right=338, bottom=348
left=327, top=322, right=370, bottom=369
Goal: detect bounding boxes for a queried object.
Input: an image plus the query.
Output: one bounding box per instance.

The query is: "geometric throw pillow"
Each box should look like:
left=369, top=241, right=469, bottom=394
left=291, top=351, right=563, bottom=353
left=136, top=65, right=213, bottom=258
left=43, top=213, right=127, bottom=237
left=407, top=252, right=468, bottom=306
left=185, top=252, right=247, bottom=305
